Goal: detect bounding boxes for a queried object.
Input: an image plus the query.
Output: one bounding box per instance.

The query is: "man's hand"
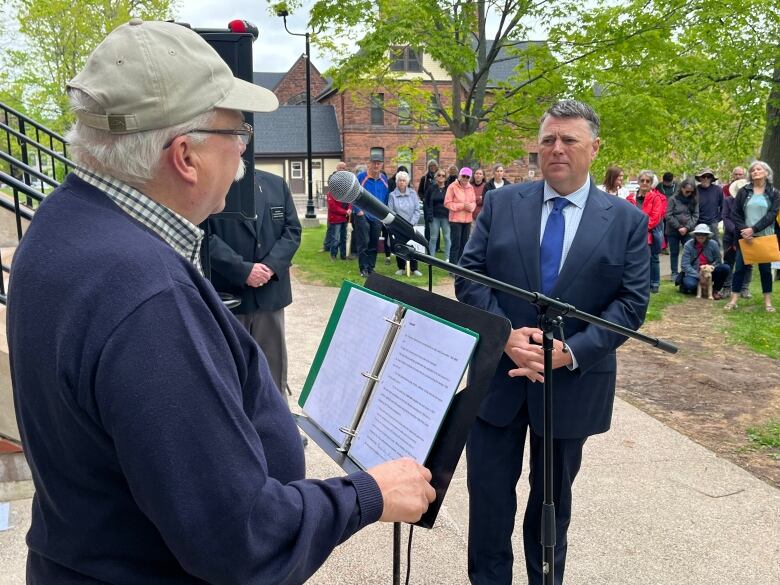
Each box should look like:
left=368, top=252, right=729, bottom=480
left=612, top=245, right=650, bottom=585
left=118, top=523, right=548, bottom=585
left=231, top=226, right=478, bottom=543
left=245, top=263, right=274, bottom=287
left=367, top=458, right=436, bottom=523
left=740, top=226, right=754, bottom=240
left=678, top=227, right=688, bottom=236
left=504, top=327, right=573, bottom=383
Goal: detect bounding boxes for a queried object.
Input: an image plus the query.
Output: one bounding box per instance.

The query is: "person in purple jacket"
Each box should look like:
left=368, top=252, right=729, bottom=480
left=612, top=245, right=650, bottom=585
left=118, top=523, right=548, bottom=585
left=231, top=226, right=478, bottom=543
left=8, top=20, right=434, bottom=585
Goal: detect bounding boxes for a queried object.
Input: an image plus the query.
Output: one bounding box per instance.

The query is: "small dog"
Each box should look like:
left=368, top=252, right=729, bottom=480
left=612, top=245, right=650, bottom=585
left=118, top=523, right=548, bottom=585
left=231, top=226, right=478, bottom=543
left=697, top=264, right=715, bottom=300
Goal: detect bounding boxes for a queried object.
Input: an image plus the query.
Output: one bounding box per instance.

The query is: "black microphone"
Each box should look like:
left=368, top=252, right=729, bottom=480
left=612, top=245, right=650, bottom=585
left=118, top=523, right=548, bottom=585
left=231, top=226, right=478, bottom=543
left=328, top=171, right=428, bottom=248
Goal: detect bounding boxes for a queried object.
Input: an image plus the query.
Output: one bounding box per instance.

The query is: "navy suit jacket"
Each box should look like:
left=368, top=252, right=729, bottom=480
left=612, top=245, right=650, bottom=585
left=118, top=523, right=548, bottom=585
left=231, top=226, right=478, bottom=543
left=456, top=180, right=650, bottom=438
left=207, top=170, right=302, bottom=314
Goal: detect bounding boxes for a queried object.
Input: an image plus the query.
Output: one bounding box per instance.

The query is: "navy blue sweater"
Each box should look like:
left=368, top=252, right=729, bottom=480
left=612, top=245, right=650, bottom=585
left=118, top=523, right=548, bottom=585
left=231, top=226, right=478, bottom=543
left=8, top=175, right=383, bottom=584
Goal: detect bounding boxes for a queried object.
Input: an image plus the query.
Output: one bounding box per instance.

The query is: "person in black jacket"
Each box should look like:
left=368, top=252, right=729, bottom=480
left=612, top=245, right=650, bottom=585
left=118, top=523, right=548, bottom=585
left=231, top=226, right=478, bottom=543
left=723, top=160, right=779, bottom=312
left=484, top=163, right=512, bottom=194
left=424, top=169, right=451, bottom=259
left=208, top=170, right=302, bottom=395
left=664, top=178, right=698, bottom=280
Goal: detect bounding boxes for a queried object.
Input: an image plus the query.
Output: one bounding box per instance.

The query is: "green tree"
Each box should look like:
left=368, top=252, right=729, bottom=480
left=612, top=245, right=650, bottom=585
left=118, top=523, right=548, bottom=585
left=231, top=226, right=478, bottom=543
left=552, top=0, right=777, bottom=178
left=279, top=0, right=776, bottom=177
left=274, top=0, right=582, bottom=166
left=1, top=0, right=177, bottom=133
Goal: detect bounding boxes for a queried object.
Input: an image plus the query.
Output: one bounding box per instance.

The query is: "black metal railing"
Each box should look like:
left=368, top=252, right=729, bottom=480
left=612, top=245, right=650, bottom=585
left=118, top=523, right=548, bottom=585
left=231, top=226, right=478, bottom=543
left=0, top=101, right=75, bottom=303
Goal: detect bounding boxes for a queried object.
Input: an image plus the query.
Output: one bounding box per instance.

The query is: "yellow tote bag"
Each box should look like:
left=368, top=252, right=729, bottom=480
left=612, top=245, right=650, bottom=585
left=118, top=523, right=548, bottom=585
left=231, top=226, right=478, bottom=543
left=739, top=234, right=780, bottom=264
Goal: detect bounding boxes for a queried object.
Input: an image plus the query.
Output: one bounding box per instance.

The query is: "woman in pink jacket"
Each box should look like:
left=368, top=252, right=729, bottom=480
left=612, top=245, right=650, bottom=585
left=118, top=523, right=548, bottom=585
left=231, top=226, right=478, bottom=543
left=445, top=166, right=477, bottom=265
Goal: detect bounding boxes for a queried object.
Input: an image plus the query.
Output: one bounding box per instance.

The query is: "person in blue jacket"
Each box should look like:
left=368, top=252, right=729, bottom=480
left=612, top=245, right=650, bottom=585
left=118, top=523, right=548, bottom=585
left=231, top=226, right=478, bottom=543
left=8, top=20, right=434, bottom=585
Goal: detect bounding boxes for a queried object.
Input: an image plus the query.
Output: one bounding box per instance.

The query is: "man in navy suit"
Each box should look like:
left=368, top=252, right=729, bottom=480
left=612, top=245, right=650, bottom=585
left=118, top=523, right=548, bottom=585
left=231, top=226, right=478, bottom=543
left=456, top=100, right=650, bottom=584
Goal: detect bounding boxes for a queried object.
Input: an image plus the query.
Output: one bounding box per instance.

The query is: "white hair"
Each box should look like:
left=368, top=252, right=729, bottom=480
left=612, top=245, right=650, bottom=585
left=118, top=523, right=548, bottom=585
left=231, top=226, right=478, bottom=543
left=66, top=88, right=215, bottom=186
left=749, top=160, right=774, bottom=183
left=395, top=170, right=410, bottom=184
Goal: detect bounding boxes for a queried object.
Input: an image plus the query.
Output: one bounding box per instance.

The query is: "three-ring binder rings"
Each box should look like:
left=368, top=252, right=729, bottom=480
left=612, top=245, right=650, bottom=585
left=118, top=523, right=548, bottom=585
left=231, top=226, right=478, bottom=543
left=299, top=281, right=479, bottom=470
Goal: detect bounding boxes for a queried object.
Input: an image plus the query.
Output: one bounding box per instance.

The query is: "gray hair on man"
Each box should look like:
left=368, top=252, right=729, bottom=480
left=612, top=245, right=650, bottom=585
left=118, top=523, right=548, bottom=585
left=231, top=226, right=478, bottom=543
left=638, top=169, right=657, bottom=188
left=749, top=160, right=774, bottom=183
left=66, top=89, right=215, bottom=187
left=394, top=170, right=410, bottom=184
left=540, top=99, right=600, bottom=139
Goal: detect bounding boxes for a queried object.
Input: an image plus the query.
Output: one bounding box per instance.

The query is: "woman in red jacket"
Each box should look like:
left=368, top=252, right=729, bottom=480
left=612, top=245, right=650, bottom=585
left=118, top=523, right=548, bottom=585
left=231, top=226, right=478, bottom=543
left=637, top=170, right=666, bottom=293
left=326, top=190, right=351, bottom=260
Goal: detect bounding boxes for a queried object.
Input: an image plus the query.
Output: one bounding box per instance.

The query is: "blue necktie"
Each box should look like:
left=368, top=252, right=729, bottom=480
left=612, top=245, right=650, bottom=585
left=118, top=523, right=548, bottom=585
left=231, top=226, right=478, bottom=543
left=540, top=197, right=571, bottom=296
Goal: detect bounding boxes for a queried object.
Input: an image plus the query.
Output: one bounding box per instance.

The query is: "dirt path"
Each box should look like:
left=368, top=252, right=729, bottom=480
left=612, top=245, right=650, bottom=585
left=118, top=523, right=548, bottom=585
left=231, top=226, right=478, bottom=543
left=617, top=299, right=780, bottom=487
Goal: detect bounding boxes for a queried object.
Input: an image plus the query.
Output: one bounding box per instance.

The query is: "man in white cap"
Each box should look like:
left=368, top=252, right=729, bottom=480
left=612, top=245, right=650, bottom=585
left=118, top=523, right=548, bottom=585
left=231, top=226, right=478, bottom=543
left=8, top=20, right=433, bottom=585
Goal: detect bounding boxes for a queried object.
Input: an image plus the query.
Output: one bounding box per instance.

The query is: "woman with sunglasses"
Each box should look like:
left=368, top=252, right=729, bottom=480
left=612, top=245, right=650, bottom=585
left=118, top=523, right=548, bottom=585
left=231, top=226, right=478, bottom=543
left=637, top=170, right=666, bottom=293
left=664, top=178, right=699, bottom=282
left=444, top=166, right=477, bottom=265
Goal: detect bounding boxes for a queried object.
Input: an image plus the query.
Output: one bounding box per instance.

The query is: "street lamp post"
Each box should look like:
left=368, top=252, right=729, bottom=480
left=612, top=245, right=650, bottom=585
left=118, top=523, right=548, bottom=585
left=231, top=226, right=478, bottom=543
left=278, top=10, right=316, bottom=220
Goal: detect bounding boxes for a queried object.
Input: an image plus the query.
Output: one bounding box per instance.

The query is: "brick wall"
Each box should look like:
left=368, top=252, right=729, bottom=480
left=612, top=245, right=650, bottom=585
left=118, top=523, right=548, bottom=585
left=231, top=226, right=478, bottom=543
left=274, top=57, right=328, bottom=106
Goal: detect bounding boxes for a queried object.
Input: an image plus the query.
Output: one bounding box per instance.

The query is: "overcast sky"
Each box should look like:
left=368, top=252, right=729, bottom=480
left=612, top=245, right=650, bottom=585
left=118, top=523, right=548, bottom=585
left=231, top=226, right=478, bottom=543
left=174, top=1, right=335, bottom=73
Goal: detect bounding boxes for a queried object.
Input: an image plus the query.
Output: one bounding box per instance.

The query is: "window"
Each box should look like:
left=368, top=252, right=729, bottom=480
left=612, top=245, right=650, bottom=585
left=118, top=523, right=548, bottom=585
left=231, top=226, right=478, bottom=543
left=426, top=148, right=440, bottom=164
left=370, top=93, right=384, bottom=125
left=427, top=95, right=441, bottom=127
left=398, top=99, right=411, bottom=125
left=370, top=147, right=385, bottom=162
left=291, top=161, right=303, bottom=179
left=396, top=147, right=413, bottom=183
left=390, top=47, right=422, bottom=72
left=528, top=152, right=539, bottom=166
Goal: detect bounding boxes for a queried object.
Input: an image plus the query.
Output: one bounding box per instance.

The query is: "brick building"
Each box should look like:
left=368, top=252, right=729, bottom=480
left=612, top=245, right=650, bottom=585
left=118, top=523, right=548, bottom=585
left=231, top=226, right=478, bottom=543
left=253, top=45, right=541, bottom=195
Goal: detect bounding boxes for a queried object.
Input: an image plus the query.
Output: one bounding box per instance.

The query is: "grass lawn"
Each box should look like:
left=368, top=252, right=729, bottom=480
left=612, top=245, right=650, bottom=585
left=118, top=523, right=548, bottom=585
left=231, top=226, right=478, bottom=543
left=722, top=277, right=780, bottom=359
left=644, top=280, right=687, bottom=322
left=293, top=224, right=452, bottom=288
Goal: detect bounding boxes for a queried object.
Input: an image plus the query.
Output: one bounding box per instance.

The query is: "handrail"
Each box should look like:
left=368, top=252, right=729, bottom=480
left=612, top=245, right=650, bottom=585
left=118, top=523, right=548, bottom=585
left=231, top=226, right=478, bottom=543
left=0, top=170, right=44, bottom=208
left=0, top=151, right=60, bottom=189
left=0, top=121, right=76, bottom=169
left=0, top=101, right=68, bottom=143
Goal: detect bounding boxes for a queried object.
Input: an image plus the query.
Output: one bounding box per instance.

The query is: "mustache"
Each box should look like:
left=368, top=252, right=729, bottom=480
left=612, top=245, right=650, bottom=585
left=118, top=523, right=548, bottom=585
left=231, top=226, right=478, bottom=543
left=234, top=158, right=247, bottom=182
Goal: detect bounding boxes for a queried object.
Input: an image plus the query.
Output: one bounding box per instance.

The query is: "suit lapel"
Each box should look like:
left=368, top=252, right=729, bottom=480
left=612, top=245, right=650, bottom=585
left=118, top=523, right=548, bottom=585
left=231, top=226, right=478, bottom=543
left=554, top=184, right=613, bottom=295
left=512, top=183, right=544, bottom=291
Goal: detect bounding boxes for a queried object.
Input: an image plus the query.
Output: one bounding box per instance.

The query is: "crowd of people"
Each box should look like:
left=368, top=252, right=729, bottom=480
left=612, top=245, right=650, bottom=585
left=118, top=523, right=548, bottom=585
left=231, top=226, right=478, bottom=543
left=324, top=158, right=512, bottom=275
left=598, top=163, right=779, bottom=312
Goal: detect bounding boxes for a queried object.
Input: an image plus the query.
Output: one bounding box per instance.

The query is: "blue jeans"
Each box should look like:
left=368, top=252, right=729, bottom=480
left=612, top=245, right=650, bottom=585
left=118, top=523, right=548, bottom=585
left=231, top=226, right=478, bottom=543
left=666, top=232, right=690, bottom=276
left=428, top=216, right=451, bottom=259
left=328, top=222, right=347, bottom=259
left=355, top=215, right=381, bottom=273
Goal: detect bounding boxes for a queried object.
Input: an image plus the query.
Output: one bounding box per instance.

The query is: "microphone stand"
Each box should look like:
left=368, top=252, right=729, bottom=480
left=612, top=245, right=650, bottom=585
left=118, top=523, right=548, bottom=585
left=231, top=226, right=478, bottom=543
left=388, top=236, right=677, bottom=585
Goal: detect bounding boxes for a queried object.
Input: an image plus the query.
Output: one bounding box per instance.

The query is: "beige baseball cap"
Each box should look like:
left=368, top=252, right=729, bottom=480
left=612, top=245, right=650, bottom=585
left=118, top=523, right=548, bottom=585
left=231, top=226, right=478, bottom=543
left=67, top=18, right=278, bottom=134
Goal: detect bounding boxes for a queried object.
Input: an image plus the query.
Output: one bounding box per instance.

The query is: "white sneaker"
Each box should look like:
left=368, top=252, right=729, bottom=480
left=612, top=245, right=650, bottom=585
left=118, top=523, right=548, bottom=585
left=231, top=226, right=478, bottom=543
left=412, top=270, right=423, bottom=277
left=394, top=269, right=405, bottom=276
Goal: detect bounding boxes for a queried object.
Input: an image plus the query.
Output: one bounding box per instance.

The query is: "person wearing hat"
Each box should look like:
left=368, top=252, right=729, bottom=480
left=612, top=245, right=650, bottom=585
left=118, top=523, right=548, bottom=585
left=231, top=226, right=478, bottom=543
left=354, top=152, right=390, bottom=277
left=7, top=20, right=434, bottom=584
left=694, top=167, right=723, bottom=242
left=721, top=177, right=753, bottom=296
left=679, top=224, right=730, bottom=296
left=445, top=166, right=477, bottom=264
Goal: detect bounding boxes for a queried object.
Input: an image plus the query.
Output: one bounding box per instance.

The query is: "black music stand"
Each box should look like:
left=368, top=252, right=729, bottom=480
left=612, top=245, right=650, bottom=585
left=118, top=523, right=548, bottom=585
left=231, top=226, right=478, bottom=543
left=294, top=273, right=510, bottom=582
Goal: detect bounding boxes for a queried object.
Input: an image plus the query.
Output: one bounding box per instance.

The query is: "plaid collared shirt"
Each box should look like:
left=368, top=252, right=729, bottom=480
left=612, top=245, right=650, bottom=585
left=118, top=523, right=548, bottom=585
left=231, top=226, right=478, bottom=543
left=74, top=168, right=204, bottom=275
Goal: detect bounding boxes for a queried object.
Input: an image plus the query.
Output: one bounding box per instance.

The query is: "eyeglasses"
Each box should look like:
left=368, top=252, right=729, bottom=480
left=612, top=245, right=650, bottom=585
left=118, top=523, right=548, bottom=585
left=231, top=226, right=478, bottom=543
left=163, top=122, right=253, bottom=149
left=681, top=190, right=694, bottom=195
left=460, top=174, right=471, bottom=178
left=638, top=178, right=652, bottom=183
left=436, top=173, right=446, bottom=177
left=700, top=175, right=714, bottom=180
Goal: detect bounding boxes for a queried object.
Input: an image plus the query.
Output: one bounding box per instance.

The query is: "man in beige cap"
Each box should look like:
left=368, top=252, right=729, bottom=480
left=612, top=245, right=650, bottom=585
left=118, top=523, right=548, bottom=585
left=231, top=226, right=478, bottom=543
left=8, top=19, right=433, bottom=585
